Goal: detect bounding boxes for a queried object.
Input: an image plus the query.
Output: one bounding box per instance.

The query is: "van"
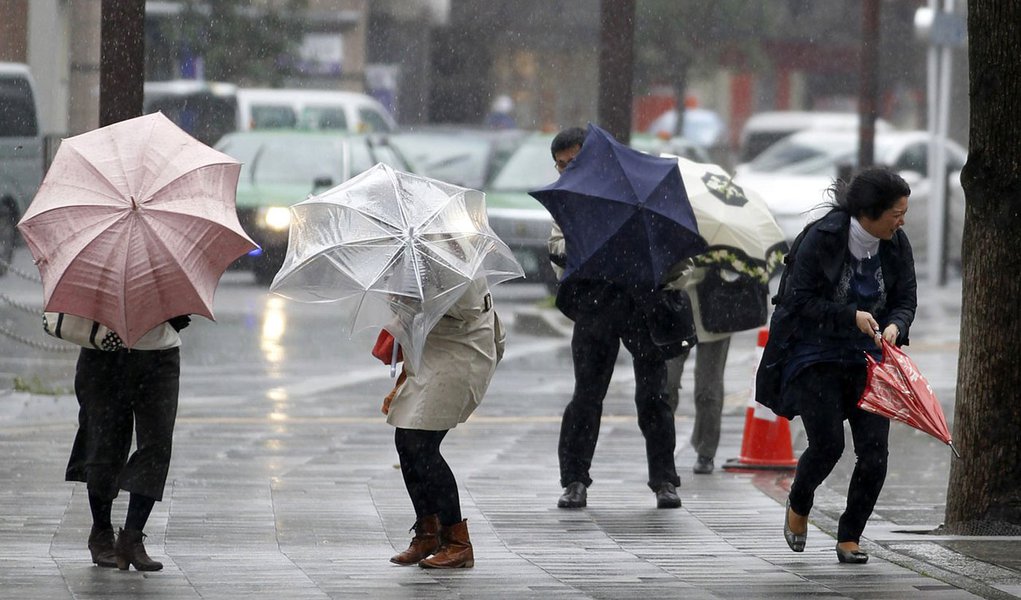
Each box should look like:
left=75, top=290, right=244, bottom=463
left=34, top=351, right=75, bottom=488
left=235, top=88, right=397, bottom=134
left=0, top=62, right=43, bottom=275
left=737, top=111, right=893, bottom=166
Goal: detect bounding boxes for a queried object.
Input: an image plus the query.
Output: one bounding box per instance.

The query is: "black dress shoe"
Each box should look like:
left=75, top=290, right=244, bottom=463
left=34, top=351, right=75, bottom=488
left=557, top=481, right=587, bottom=508
left=783, top=499, right=806, bottom=552
left=655, top=482, right=682, bottom=509
left=835, top=544, right=869, bottom=564
left=693, top=455, right=714, bottom=475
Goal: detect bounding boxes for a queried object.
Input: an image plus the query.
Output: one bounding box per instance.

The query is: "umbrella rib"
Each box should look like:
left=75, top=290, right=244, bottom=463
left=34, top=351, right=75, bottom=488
left=383, top=170, right=427, bottom=300
left=60, top=143, right=129, bottom=203
left=140, top=159, right=242, bottom=205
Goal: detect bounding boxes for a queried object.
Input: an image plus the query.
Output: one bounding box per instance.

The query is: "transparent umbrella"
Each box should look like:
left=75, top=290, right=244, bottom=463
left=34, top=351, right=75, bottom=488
left=270, top=163, right=523, bottom=370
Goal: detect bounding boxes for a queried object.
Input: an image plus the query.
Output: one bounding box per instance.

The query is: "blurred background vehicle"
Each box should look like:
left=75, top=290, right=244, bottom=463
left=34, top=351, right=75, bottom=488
left=736, top=111, right=894, bottom=166
left=143, top=80, right=239, bottom=147
left=235, top=88, right=397, bottom=134
left=482, top=132, right=560, bottom=291
left=214, top=130, right=410, bottom=284
left=387, top=126, right=527, bottom=190
left=0, top=62, right=43, bottom=276
left=733, top=128, right=966, bottom=267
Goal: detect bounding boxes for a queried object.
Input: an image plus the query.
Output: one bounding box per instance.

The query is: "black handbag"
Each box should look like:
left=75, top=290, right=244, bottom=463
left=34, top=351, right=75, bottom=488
left=643, top=288, right=697, bottom=359
left=697, top=268, right=769, bottom=334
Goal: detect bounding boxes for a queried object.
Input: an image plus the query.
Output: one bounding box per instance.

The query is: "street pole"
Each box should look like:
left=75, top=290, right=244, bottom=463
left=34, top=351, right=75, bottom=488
left=931, top=0, right=956, bottom=287
left=598, top=0, right=635, bottom=144
left=99, top=0, right=145, bottom=127
left=858, top=0, right=881, bottom=169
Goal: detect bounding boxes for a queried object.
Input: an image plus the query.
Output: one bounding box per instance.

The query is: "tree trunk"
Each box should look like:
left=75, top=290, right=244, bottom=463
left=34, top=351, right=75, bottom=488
left=99, top=0, right=145, bottom=127
left=944, top=1, right=1021, bottom=533
left=598, top=0, right=635, bottom=144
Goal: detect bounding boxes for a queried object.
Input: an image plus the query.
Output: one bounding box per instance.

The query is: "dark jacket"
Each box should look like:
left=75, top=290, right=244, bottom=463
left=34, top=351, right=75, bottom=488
left=755, top=209, right=917, bottom=418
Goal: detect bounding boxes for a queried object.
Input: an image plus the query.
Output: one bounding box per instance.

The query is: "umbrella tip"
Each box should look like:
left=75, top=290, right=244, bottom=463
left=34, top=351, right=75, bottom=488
left=130, top=196, right=139, bottom=211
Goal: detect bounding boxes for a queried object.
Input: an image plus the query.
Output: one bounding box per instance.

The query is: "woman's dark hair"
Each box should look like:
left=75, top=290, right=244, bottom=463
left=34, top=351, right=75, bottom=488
left=828, top=167, right=911, bottom=220
left=551, top=127, right=587, bottom=159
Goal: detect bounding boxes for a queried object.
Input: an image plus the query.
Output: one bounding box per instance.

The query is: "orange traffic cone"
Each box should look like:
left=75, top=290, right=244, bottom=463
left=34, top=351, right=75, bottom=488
left=722, top=328, right=798, bottom=471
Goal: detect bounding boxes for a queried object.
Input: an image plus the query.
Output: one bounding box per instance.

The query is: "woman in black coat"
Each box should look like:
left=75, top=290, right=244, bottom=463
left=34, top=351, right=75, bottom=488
left=768, top=167, right=916, bottom=564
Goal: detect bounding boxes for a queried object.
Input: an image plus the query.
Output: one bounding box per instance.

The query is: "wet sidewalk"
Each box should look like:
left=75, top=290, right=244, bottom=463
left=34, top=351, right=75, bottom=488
left=1, top=274, right=1019, bottom=599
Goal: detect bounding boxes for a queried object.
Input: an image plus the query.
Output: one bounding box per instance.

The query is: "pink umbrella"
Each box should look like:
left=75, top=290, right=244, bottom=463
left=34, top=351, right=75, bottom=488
left=17, top=113, right=256, bottom=347
left=858, top=339, right=960, bottom=457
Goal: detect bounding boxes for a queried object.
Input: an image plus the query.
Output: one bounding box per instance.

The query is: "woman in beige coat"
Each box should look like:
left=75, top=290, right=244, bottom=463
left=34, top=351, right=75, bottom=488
left=383, top=277, right=505, bottom=569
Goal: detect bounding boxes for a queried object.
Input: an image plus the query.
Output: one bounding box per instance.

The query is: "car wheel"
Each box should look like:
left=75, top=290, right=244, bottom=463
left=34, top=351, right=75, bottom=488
left=0, top=203, right=16, bottom=277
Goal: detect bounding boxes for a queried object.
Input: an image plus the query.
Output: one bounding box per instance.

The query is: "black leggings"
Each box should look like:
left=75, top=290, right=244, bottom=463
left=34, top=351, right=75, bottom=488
left=787, top=362, right=890, bottom=543
left=394, top=428, right=461, bottom=527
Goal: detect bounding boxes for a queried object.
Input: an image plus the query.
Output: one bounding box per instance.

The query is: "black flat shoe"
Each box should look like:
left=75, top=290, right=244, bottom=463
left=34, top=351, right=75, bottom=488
left=835, top=544, right=869, bottom=564
left=557, top=481, right=587, bottom=508
left=783, top=499, right=806, bottom=552
left=654, top=482, right=682, bottom=509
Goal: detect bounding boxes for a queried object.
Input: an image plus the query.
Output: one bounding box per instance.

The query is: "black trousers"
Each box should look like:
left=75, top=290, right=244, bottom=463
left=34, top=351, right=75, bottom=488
left=558, top=309, right=679, bottom=490
left=787, top=362, right=889, bottom=543
left=66, top=347, right=180, bottom=502
left=394, top=428, right=461, bottom=527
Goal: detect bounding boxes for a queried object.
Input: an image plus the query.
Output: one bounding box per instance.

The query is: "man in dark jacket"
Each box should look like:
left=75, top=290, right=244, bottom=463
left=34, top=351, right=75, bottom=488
left=547, top=127, right=685, bottom=510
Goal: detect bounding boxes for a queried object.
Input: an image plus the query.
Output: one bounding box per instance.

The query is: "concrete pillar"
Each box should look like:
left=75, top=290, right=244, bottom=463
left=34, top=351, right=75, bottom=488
left=0, top=0, right=28, bottom=62
left=68, top=0, right=101, bottom=134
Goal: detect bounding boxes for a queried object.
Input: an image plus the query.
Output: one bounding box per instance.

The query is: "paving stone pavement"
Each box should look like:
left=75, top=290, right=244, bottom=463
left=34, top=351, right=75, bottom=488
left=1, top=273, right=1020, bottom=599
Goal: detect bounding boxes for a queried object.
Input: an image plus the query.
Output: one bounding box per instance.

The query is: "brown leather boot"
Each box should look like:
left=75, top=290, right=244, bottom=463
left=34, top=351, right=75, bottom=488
left=418, top=519, right=473, bottom=569
left=115, top=528, right=163, bottom=571
left=88, top=525, right=117, bottom=568
left=390, top=514, right=441, bottom=565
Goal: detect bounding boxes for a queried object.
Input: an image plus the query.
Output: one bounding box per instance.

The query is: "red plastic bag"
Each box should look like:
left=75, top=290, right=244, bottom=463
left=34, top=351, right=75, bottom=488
left=858, top=339, right=959, bottom=457
left=371, top=329, right=403, bottom=365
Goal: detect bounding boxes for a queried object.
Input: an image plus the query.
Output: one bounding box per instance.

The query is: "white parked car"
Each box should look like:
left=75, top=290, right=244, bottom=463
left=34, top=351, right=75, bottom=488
left=733, top=129, right=967, bottom=267
left=737, top=111, right=894, bottom=165
left=0, top=62, right=43, bottom=275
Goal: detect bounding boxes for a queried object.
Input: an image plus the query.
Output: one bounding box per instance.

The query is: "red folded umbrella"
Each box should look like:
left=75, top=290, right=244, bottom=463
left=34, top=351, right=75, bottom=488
left=858, top=339, right=960, bottom=457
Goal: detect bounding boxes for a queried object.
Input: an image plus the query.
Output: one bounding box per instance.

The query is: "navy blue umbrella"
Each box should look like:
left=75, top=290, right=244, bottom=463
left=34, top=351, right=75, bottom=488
left=529, top=124, right=707, bottom=289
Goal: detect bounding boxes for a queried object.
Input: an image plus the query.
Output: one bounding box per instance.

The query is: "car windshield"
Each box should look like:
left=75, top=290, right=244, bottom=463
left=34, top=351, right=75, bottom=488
left=219, top=136, right=349, bottom=185
left=488, top=136, right=558, bottom=192
left=390, top=133, right=493, bottom=189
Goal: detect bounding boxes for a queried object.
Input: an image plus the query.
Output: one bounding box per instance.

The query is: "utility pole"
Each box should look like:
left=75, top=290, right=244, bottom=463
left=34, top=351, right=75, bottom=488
left=99, top=0, right=145, bottom=127
left=598, top=0, right=635, bottom=144
left=857, top=0, right=881, bottom=169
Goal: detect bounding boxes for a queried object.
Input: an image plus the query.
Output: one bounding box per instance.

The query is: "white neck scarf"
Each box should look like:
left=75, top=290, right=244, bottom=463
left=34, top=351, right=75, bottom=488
left=849, top=217, right=880, bottom=260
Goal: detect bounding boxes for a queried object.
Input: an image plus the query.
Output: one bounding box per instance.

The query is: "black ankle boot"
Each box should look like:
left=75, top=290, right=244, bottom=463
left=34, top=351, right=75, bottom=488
left=115, top=528, right=163, bottom=571
left=88, top=525, right=117, bottom=568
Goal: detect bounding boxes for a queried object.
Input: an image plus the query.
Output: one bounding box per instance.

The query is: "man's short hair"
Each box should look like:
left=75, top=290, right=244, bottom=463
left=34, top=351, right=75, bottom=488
left=551, top=127, right=586, bottom=159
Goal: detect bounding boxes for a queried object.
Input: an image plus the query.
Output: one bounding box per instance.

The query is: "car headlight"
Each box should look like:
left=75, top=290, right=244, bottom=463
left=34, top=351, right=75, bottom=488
left=258, top=206, right=292, bottom=231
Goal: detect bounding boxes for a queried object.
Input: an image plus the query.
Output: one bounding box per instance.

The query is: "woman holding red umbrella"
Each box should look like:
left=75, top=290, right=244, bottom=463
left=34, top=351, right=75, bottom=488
left=758, top=167, right=916, bottom=563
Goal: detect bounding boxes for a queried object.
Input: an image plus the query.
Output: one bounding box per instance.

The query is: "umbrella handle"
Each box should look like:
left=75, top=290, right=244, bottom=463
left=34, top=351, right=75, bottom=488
left=390, top=342, right=399, bottom=378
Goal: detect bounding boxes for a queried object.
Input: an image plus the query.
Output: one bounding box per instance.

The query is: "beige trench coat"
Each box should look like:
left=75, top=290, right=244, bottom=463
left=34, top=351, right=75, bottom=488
left=385, top=279, right=506, bottom=431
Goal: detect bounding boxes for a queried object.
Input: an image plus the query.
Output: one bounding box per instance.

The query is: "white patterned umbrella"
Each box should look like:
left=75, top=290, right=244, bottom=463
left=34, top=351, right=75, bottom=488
left=665, top=155, right=788, bottom=282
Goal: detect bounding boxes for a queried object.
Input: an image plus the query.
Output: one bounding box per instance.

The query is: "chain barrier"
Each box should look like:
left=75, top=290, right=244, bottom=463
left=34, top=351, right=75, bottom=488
left=0, top=253, right=76, bottom=353
left=0, top=253, right=43, bottom=284
left=0, top=320, right=77, bottom=353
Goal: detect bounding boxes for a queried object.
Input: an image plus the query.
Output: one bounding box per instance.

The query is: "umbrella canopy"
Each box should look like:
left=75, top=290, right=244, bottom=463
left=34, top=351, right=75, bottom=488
left=859, top=339, right=960, bottom=457
left=17, top=112, right=257, bottom=347
left=529, top=124, right=707, bottom=289
left=667, top=155, right=788, bottom=283
left=269, top=163, right=523, bottom=370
